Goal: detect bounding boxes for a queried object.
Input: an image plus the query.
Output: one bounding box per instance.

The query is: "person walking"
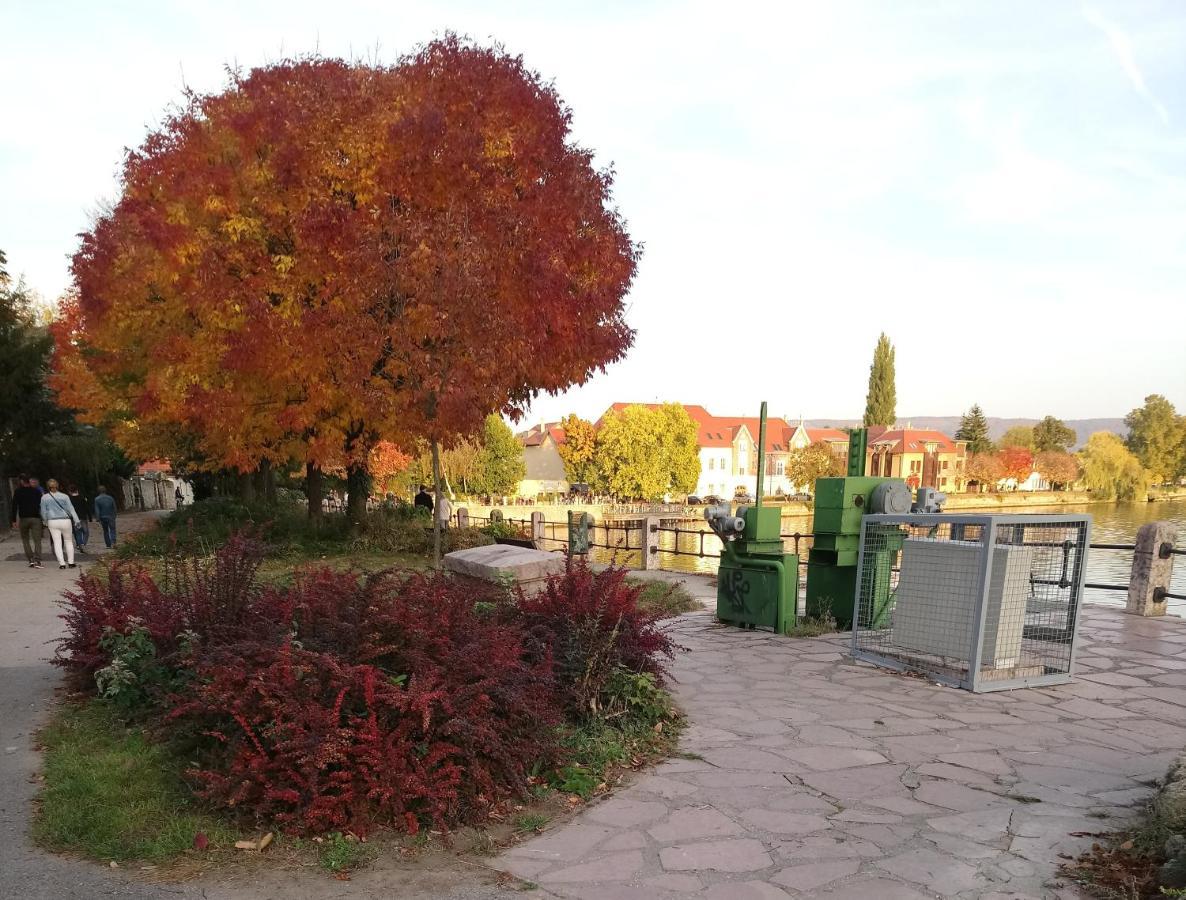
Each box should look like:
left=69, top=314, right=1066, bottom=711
left=93, top=485, right=118, bottom=549
left=9, top=474, right=45, bottom=568
left=436, top=493, right=453, bottom=530
left=68, top=484, right=91, bottom=554
left=40, top=479, right=81, bottom=569
left=414, top=484, right=434, bottom=516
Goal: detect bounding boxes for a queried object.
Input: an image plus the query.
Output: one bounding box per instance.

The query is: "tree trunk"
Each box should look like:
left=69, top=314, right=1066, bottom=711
left=346, top=464, right=370, bottom=533
left=432, top=440, right=443, bottom=568
left=254, top=459, right=275, bottom=505
left=238, top=469, right=256, bottom=502
left=306, top=462, right=324, bottom=521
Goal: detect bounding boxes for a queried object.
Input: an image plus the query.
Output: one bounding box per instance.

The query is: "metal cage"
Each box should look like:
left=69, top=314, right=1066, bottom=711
left=851, top=513, right=1092, bottom=692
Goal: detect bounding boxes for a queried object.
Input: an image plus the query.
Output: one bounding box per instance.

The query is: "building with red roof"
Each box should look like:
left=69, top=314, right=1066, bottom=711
left=867, top=427, right=968, bottom=492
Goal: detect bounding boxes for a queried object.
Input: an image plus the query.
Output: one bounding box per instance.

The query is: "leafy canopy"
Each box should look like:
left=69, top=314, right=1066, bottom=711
left=1079, top=431, right=1148, bottom=501
left=1033, top=416, right=1076, bottom=453
left=998, top=425, right=1035, bottom=451
left=592, top=404, right=699, bottom=500
left=556, top=414, right=597, bottom=484
left=786, top=442, right=843, bottom=493
left=473, top=415, right=526, bottom=496
left=54, top=38, right=639, bottom=479
left=1124, top=395, right=1186, bottom=483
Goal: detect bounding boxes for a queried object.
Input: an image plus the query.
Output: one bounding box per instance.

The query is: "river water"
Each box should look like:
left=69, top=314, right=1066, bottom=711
left=567, top=499, right=1186, bottom=618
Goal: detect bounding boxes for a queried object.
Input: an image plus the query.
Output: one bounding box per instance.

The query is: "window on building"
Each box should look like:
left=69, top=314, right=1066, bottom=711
left=775, top=460, right=785, bottom=476
left=721, top=457, right=727, bottom=470
left=739, top=467, right=746, bottom=476
left=942, top=460, right=949, bottom=470
left=940, top=477, right=947, bottom=488
left=708, top=458, right=715, bottom=470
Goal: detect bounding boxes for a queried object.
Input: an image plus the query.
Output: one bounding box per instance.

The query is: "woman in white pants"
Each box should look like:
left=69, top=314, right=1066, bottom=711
left=40, top=478, right=81, bottom=569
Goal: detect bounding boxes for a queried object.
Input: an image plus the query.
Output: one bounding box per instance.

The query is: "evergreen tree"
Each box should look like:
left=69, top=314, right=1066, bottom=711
left=955, top=404, right=992, bottom=454
left=863, top=333, right=896, bottom=427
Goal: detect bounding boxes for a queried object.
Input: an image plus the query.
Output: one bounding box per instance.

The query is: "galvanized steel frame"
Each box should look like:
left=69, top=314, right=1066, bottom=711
left=851, top=512, right=1092, bottom=693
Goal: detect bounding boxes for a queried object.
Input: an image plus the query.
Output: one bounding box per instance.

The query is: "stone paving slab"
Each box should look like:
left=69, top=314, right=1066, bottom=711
left=493, top=604, right=1186, bottom=898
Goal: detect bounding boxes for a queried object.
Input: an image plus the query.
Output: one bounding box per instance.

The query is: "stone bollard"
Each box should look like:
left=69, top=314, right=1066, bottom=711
left=456, top=507, right=469, bottom=529
left=1126, top=521, right=1176, bottom=617
left=642, top=515, right=662, bottom=571
left=531, top=511, right=545, bottom=546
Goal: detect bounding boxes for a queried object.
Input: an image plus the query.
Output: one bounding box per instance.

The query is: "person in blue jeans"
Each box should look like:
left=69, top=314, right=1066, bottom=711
left=93, top=485, right=118, bottom=548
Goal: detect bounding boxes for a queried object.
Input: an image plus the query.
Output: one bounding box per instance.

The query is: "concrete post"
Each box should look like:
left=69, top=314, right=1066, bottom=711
left=456, top=508, right=469, bottom=529
left=1127, top=521, right=1176, bottom=617
left=531, top=511, right=545, bottom=546
left=642, top=516, right=662, bottom=571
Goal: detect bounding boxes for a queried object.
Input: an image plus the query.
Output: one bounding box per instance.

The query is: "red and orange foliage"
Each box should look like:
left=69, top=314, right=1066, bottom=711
left=369, top=441, right=412, bottom=491
left=999, top=445, right=1035, bottom=484
left=54, top=37, right=637, bottom=477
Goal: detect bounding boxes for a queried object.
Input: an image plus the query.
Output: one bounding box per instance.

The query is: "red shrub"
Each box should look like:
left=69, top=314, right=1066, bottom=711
left=516, top=558, right=675, bottom=717
left=55, top=533, right=282, bottom=688
left=170, top=569, right=559, bottom=835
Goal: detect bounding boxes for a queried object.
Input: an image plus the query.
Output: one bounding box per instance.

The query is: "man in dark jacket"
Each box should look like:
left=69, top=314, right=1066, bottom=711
left=413, top=485, right=434, bottom=515
left=68, top=484, right=91, bottom=553
left=9, top=475, right=44, bottom=568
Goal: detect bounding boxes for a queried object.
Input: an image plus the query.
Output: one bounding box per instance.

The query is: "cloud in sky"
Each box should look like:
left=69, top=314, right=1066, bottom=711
left=1, top=0, right=1184, bottom=423
left=1084, top=7, right=1170, bottom=125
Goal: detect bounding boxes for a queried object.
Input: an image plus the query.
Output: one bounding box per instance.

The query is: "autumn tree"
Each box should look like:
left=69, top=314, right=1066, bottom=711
left=473, top=415, right=526, bottom=497
left=955, top=404, right=993, bottom=454
left=556, top=414, right=597, bottom=484
left=369, top=442, right=412, bottom=494
left=1080, top=431, right=1148, bottom=500
left=1125, top=395, right=1186, bottom=483
left=1033, top=416, right=1076, bottom=453
left=592, top=404, right=699, bottom=500
left=55, top=39, right=639, bottom=559
left=998, top=446, right=1034, bottom=486
left=1034, top=450, right=1080, bottom=490
left=999, top=425, right=1035, bottom=450
left=786, top=442, right=844, bottom=494
left=965, top=452, right=1004, bottom=492
left=863, top=333, right=896, bottom=427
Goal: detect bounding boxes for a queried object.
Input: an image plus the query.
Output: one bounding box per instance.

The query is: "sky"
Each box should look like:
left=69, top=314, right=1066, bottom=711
left=2, top=0, right=1184, bottom=427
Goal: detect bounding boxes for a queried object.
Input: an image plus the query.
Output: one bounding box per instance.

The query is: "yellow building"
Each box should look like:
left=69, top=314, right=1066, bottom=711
left=867, top=427, right=968, bottom=493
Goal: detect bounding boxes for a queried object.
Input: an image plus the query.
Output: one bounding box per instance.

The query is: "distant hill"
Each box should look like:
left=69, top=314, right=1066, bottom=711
left=804, top=417, right=1127, bottom=450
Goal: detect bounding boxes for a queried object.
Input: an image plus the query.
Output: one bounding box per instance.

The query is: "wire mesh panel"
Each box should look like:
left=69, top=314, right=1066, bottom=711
left=851, top=514, right=1091, bottom=692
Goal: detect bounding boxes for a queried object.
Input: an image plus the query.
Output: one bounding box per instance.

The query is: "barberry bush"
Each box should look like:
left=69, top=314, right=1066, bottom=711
left=516, top=558, right=676, bottom=718
left=54, top=535, right=676, bottom=836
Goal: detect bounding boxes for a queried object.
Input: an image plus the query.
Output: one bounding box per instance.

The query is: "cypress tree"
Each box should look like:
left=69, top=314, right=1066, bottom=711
left=956, top=404, right=993, bottom=453
left=863, top=333, right=897, bottom=427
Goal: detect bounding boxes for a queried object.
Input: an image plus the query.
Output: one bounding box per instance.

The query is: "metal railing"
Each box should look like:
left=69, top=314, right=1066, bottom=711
left=453, top=510, right=1183, bottom=603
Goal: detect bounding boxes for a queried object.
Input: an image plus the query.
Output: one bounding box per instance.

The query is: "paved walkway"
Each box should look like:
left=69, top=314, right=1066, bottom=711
left=498, top=603, right=1186, bottom=899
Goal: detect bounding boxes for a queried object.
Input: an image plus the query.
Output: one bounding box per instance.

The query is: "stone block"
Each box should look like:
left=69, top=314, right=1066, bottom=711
left=443, top=543, right=564, bottom=594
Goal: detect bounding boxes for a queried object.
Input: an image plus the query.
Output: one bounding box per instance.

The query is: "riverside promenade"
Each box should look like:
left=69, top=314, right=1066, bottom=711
left=497, top=587, right=1186, bottom=899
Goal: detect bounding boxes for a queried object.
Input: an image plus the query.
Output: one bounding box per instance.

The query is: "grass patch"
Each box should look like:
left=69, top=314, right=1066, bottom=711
left=627, top=578, right=701, bottom=617
left=513, top=813, right=550, bottom=833
left=33, top=701, right=240, bottom=863
left=317, top=832, right=378, bottom=873
left=549, top=672, right=683, bottom=800
left=784, top=614, right=838, bottom=638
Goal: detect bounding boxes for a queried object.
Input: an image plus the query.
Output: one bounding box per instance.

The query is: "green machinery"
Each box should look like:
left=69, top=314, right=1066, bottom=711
left=805, top=428, right=911, bottom=629
left=707, top=402, right=799, bottom=634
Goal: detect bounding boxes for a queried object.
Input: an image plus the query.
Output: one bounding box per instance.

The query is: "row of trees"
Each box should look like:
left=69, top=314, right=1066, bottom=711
left=50, top=39, right=640, bottom=555
left=393, top=415, right=526, bottom=498
left=956, top=395, right=1186, bottom=500
left=0, top=250, right=134, bottom=519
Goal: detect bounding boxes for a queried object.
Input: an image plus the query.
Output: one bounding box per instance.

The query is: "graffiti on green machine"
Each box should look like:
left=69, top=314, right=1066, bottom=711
left=721, top=569, right=752, bottom=613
